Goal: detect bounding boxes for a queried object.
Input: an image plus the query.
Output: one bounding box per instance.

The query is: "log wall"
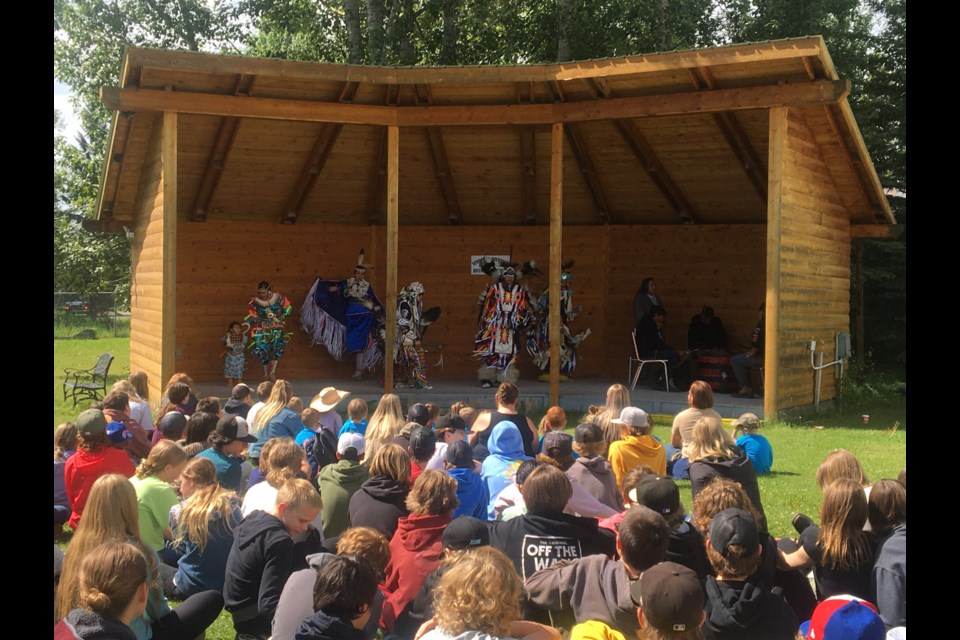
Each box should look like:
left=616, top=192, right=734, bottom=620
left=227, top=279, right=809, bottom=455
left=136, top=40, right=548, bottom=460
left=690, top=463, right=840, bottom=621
left=171, top=222, right=766, bottom=386
left=767, top=107, right=851, bottom=411
left=128, top=116, right=167, bottom=402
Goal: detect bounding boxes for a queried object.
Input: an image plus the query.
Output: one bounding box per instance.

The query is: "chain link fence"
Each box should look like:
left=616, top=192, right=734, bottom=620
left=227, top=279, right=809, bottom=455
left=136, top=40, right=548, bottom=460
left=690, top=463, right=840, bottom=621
left=54, top=291, right=129, bottom=338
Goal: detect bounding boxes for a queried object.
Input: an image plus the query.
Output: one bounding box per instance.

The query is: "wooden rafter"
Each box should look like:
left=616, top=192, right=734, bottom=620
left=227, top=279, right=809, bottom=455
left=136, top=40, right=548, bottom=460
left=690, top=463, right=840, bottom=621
left=801, top=57, right=817, bottom=81
left=413, top=84, right=462, bottom=225
left=691, top=67, right=768, bottom=204
left=277, top=81, right=358, bottom=224
left=190, top=74, right=255, bottom=221
left=585, top=78, right=697, bottom=223
left=368, top=85, right=399, bottom=224
left=101, top=80, right=850, bottom=127
left=97, top=110, right=134, bottom=222
left=516, top=82, right=538, bottom=225
left=548, top=81, right=612, bottom=224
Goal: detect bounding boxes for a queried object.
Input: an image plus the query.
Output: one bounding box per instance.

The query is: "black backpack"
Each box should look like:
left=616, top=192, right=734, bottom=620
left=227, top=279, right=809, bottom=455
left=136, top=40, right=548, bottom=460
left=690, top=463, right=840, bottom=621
left=302, top=429, right=338, bottom=479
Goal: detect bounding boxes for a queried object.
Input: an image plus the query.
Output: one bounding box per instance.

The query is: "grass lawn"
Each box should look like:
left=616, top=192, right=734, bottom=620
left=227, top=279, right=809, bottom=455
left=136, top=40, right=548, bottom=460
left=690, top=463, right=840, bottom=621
left=54, top=332, right=905, bottom=640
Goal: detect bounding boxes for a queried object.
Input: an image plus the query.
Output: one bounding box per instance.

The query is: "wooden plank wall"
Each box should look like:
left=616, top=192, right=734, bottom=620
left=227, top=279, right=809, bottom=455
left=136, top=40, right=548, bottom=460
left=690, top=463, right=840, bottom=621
left=171, top=222, right=766, bottom=387
left=128, top=119, right=167, bottom=403
left=773, top=108, right=851, bottom=409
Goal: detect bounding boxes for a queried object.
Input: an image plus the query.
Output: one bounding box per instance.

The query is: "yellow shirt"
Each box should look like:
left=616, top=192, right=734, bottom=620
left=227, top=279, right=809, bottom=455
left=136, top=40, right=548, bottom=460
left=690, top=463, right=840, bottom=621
left=608, top=433, right=666, bottom=488
left=571, top=620, right=628, bottom=640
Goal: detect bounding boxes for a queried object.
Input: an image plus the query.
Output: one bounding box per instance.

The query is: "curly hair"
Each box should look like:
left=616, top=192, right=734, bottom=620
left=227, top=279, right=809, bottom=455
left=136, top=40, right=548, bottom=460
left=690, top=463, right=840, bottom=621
left=336, top=527, right=391, bottom=576
left=691, top=476, right=764, bottom=537
left=432, top=547, right=521, bottom=637
left=405, top=469, right=458, bottom=516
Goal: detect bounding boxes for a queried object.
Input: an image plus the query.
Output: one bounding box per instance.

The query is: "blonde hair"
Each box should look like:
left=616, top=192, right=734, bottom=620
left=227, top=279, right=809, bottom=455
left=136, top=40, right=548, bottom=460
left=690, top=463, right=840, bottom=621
left=55, top=422, right=78, bottom=461
left=686, top=416, right=738, bottom=462
left=256, top=437, right=282, bottom=476
left=111, top=380, right=139, bottom=398
left=368, top=443, right=411, bottom=484
left=55, top=475, right=156, bottom=621
left=818, top=478, right=871, bottom=571
left=129, top=372, right=150, bottom=401
left=432, top=547, right=521, bottom=637
left=253, top=379, right=294, bottom=433
left=135, top=440, right=187, bottom=479
left=538, top=406, right=567, bottom=436
left=76, top=541, right=148, bottom=618
left=265, top=438, right=305, bottom=489
left=174, top=457, right=238, bottom=552
left=594, top=383, right=631, bottom=448
left=405, top=469, right=458, bottom=516
left=816, top=449, right=870, bottom=491
left=347, top=398, right=368, bottom=422
left=365, top=394, right=405, bottom=460
left=277, top=477, right=322, bottom=511
left=336, top=527, right=391, bottom=575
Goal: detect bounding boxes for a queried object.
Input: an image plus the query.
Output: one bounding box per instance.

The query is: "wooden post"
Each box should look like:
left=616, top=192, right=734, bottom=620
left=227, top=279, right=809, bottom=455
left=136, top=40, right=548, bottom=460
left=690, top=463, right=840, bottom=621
left=549, top=123, right=564, bottom=406
left=765, top=107, right=786, bottom=420
left=855, top=239, right=864, bottom=379
left=384, top=126, right=399, bottom=393
left=161, top=111, right=178, bottom=388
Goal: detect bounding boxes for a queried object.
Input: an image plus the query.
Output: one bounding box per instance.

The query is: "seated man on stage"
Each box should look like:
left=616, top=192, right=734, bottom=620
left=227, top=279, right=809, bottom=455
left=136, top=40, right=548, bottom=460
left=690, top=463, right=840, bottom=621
left=687, top=305, right=727, bottom=353
left=730, top=303, right=765, bottom=398
left=635, top=306, right=682, bottom=392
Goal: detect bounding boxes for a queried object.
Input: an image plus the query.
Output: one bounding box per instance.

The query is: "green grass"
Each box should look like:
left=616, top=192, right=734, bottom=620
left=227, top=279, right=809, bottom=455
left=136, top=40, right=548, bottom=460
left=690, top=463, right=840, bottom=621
left=54, top=332, right=131, bottom=428
left=55, top=334, right=905, bottom=639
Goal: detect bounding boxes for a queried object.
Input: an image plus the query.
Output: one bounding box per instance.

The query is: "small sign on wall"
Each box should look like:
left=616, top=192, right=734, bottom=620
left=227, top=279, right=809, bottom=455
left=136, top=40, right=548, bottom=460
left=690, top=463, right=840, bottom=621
left=471, top=255, right=511, bottom=275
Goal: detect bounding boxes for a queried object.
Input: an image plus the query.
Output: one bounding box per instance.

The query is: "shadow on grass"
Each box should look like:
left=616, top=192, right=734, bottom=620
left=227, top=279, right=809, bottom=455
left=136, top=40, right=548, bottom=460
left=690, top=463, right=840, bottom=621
left=760, top=470, right=802, bottom=478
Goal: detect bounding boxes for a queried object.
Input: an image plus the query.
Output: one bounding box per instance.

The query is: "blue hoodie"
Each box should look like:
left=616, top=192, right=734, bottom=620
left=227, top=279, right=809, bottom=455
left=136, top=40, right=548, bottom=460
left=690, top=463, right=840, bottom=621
left=448, top=467, right=490, bottom=520
left=480, top=421, right=532, bottom=520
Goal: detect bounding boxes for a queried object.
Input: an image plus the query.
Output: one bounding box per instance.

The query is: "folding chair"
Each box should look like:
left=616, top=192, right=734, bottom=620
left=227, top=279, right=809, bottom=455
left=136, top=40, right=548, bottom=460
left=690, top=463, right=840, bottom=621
left=628, top=329, right=670, bottom=392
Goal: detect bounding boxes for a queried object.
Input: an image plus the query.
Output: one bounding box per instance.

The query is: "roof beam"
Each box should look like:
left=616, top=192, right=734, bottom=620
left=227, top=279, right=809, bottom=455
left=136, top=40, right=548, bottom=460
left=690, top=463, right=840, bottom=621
left=95, top=110, right=134, bottom=221
left=824, top=103, right=894, bottom=223
left=101, top=80, right=850, bottom=127
left=691, top=67, right=768, bottom=204
left=413, top=84, right=462, bottom=225
left=277, top=81, right=358, bottom=224
left=125, top=38, right=828, bottom=86
left=586, top=78, right=697, bottom=223
left=548, top=81, right=612, bottom=224
left=851, top=224, right=904, bottom=239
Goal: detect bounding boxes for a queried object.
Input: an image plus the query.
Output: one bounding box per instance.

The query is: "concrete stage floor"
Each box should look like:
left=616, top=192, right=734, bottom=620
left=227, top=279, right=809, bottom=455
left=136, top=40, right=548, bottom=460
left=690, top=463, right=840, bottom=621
left=193, top=375, right=764, bottom=419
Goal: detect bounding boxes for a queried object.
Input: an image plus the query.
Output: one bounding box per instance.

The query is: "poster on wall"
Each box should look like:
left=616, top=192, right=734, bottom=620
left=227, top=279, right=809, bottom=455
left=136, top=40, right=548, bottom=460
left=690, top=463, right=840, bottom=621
left=470, top=255, right=511, bottom=275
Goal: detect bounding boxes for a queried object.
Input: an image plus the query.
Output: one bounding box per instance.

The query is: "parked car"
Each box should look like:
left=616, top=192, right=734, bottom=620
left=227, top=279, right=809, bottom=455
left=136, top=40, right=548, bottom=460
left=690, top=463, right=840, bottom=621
left=62, top=299, right=90, bottom=314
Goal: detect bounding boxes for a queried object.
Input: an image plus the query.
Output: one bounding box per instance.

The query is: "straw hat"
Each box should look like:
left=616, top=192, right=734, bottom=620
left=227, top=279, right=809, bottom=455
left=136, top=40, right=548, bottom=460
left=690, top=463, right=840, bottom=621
left=309, top=386, right=351, bottom=412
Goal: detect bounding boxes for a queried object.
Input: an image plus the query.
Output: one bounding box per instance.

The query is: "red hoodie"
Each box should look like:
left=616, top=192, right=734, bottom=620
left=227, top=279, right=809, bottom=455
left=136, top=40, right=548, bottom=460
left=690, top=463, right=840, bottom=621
left=378, top=511, right=451, bottom=631
left=64, top=446, right=136, bottom=528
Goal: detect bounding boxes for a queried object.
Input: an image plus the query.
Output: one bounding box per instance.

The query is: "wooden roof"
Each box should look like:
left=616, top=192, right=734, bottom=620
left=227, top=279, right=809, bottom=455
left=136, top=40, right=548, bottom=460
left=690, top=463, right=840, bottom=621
left=95, top=36, right=893, bottom=227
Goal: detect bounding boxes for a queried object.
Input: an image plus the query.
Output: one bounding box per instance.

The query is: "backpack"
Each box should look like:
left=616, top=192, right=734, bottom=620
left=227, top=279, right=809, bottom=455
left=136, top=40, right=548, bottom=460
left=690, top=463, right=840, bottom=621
left=302, top=429, right=338, bottom=480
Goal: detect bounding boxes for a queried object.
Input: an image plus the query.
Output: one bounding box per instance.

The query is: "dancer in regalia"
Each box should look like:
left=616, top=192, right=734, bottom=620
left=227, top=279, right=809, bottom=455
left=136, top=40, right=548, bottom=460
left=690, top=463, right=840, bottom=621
left=394, top=282, right=441, bottom=389
left=527, top=260, right=592, bottom=381
left=473, top=258, right=536, bottom=389
left=301, top=251, right=384, bottom=380
left=246, top=281, right=292, bottom=381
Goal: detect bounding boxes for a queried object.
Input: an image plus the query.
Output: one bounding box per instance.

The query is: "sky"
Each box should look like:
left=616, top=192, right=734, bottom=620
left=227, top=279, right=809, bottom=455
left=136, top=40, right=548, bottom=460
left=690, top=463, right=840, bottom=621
left=54, top=79, right=82, bottom=144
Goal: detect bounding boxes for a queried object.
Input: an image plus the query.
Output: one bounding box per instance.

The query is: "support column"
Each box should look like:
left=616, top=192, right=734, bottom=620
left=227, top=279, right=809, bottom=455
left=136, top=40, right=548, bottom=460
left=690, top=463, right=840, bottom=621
left=765, top=107, right=786, bottom=419
left=549, top=123, right=564, bottom=406
left=161, top=111, right=177, bottom=388
left=384, top=125, right=399, bottom=393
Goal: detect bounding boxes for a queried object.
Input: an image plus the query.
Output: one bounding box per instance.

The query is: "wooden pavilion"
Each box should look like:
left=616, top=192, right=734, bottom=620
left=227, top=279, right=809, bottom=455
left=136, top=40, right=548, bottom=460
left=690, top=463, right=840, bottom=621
left=90, top=36, right=895, bottom=418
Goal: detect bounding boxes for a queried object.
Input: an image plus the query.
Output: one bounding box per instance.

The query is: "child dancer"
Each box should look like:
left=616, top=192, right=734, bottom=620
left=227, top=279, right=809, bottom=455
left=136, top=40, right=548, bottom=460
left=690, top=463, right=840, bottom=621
left=222, top=321, right=249, bottom=389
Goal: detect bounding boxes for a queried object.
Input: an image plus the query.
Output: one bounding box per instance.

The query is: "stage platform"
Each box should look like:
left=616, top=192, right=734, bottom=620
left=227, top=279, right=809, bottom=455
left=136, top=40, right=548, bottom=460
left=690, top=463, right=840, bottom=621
left=193, top=376, right=764, bottom=419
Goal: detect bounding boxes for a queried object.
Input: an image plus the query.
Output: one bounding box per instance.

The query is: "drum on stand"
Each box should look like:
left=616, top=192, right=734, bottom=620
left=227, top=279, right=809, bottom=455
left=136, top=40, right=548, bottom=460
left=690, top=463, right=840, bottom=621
left=695, top=353, right=738, bottom=394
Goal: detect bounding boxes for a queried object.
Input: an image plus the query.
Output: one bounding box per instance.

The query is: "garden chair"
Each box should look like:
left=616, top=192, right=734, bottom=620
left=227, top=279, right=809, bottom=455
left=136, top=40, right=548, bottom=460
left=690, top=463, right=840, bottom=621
left=63, top=352, right=114, bottom=408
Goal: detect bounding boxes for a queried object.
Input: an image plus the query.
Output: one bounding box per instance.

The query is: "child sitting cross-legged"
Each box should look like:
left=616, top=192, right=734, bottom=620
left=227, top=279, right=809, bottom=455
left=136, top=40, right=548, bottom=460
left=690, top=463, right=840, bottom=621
left=224, top=477, right=323, bottom=639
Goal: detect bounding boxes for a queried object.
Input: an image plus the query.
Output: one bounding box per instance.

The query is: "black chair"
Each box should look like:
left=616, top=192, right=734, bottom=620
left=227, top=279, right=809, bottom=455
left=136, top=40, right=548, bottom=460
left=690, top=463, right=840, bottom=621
left=63, top=353, right=114, bottom=407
